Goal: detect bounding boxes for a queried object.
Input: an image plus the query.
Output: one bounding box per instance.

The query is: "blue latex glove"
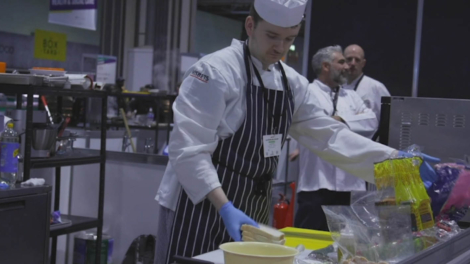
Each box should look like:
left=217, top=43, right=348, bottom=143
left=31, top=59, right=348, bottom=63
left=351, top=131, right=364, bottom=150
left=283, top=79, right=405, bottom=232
left=219, top=202, right=259, bottom=241
left=398, top=151, right=441, bottom=188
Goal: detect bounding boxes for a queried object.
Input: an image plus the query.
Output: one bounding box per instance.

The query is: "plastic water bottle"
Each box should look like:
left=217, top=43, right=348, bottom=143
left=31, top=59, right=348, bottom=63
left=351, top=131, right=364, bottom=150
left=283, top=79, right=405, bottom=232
left=0, top=121, right=20, bottom=187
left=162, top=145, right=169, bottom=156
left=147, top=108, right=155, bottom=127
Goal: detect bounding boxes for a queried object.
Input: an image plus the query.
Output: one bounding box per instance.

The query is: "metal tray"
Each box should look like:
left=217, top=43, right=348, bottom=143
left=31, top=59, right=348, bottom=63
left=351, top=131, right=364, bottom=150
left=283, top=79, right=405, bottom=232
left=0, top=73, right=68, bottom=87
left=0, top=73, right=44, bottom=85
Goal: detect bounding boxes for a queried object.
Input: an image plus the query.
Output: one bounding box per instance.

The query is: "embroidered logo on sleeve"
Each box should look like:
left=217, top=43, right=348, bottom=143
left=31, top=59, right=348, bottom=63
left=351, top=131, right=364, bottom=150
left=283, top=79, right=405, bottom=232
left=190, top=70, right=209, bottom=83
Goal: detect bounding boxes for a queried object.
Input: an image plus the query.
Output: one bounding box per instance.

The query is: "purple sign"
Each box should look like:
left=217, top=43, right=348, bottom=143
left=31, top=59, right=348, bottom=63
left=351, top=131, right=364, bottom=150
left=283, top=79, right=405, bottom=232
left=50, top=0, right=97, bottom=11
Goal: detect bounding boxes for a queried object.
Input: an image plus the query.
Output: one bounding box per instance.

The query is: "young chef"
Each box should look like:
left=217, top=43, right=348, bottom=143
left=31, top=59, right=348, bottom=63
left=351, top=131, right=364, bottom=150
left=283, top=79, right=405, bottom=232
left=154, top=1, right=438, bottom=263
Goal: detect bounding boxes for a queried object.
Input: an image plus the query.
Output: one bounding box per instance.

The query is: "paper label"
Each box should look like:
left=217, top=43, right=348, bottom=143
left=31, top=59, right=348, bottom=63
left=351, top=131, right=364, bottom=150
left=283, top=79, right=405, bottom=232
left=0, top=142, right=19, bottom=173
left=263, top=134, right=282, bottom=158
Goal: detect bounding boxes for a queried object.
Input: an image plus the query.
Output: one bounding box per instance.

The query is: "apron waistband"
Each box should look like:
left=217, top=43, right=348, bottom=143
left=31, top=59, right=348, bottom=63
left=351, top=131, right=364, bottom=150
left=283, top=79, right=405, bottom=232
left=211, top=158, right=271, bottom=183
left=212, top=158, right=271, bottom=195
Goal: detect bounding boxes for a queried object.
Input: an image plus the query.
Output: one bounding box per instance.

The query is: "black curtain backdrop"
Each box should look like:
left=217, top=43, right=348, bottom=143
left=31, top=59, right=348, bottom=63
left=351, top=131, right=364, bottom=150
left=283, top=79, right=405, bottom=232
left=307, top=0, right=418, bottom=96
left=418, top=1, right=470, bottom=99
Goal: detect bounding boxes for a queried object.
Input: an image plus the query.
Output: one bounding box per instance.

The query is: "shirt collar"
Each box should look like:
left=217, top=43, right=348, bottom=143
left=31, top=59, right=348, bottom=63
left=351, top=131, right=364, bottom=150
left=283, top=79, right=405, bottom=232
left=231, top=39, right=276, bottom=72
left=314, top=79, right=345, bottom=95
left=346, top=73, right=364, bottom=88
left=314, top=79, right=335, bottom=92
left=250, top=55, right=276, bottom=72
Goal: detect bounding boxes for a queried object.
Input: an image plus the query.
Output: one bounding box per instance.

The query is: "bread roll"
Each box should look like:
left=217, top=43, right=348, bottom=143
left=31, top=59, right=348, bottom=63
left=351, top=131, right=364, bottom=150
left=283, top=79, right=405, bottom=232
left=241, top=224, right=285, bottom=241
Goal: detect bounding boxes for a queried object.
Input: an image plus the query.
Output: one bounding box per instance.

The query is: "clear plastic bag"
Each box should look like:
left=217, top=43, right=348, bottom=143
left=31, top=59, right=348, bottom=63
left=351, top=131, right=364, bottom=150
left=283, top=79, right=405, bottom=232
left=323, top=203, right=415, bottom=264
left=374, top=157, right=434, bottom=231
left=412, top=219, right=462, bottom=252
left=321, top=151, right=435, bottom=264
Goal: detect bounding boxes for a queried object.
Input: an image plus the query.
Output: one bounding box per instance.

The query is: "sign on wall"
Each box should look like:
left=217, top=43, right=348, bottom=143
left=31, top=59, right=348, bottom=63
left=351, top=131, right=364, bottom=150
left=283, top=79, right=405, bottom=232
left=96, top=55, right=117, bottom=85
left=34, top=29, right=67, bottom=62
left=48, top=0, right=97, bottom=31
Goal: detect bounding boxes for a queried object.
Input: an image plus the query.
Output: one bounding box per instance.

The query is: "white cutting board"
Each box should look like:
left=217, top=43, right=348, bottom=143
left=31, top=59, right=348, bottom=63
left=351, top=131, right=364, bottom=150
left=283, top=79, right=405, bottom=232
left=193, top=249, right=314, bottom=263
left=193, top=249, right=224, bottom=263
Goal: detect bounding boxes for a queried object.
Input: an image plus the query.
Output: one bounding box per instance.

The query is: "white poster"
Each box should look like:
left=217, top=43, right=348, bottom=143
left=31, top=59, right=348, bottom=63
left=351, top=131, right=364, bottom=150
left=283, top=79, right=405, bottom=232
left=48, top=0, right=97, bottom=31
left=96, top=55, right=117, bottom=85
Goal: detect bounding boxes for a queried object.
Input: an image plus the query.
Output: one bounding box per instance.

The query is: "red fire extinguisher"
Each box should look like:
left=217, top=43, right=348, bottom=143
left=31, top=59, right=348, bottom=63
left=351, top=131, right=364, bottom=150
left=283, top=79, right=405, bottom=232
left=273, top=194, right=289, bottom=229
left=284, top=182, right=296, bottom=227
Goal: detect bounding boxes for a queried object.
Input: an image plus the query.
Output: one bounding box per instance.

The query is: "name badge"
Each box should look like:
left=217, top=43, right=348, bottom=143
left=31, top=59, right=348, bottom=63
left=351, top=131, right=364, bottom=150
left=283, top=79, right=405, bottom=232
left=263, top=134, right=283, bottom=158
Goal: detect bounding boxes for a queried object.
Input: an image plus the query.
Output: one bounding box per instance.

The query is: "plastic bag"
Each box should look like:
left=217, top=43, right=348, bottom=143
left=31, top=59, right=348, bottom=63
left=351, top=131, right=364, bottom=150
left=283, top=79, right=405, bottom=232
left=294, top=245, right=336, bottom=264
left=427, top=163, right=462, bottom=218
left=374, top=157, right=434, bottom=231
left=323, top=204, right=415, bottom=264
left=412, top=219, right=462, bottom=252
left=437, top=163, right=470, bottom=221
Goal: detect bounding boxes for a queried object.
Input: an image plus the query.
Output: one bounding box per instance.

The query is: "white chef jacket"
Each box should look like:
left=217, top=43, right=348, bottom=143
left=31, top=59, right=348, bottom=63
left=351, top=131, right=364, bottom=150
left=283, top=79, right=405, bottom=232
left=342, top=74, right=391, bottom=122
left=297, top=80, right=378, bottom=193
left=155, top=39, right=395, bottom=211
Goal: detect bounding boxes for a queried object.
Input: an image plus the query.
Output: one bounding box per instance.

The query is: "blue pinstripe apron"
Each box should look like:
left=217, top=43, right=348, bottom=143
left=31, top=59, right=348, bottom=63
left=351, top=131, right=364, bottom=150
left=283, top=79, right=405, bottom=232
left=165, top=41, right=294, bottom=263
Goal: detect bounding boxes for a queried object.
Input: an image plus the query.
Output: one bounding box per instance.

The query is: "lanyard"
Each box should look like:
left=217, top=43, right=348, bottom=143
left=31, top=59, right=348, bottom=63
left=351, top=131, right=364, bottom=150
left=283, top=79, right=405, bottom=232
left=243, top=42, right=291, bottom=134
left=353, top=74, right=365, bottom=91
left=331, top=87, right=340, bottom=116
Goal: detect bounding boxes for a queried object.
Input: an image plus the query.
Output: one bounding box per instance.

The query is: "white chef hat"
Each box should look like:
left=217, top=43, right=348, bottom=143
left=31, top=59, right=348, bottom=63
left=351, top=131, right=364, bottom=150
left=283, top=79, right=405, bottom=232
left=254, top=0, right=308, bottom=28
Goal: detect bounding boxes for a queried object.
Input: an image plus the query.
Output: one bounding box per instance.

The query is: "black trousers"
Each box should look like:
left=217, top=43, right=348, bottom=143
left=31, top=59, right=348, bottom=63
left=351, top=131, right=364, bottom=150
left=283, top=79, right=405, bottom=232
left=294, top=189, right=351, bottom=231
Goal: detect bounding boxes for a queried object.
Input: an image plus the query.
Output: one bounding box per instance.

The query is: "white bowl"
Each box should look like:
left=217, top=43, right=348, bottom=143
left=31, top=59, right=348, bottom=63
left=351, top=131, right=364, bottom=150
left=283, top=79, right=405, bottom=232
left=220, top=242, right=298, bottom=264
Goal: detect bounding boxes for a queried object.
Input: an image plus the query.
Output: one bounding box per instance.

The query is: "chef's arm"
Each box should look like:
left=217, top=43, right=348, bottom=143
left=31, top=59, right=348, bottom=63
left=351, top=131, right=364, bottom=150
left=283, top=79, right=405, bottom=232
left=169, top=62, right=229, bottom=205
left=207, top=187, right=229, bottom=211
left=362, top=84, right=390, bottom=122
left=289, top=86, right=396, bottom=183
left=337, top=93, right=378, bottom=138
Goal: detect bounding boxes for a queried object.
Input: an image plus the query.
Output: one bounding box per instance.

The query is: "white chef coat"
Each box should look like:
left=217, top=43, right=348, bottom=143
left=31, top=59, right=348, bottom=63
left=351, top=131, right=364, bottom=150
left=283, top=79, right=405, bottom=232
left=343, top=74, right=391, bottom=122
left=155, top=39, right=395, bottom=211
left=297, top=80, right=378, bottom=193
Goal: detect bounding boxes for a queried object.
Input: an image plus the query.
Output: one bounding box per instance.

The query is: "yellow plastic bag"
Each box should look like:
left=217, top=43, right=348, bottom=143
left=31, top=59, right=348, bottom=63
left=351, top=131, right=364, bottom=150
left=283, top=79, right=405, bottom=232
left=374, top=157, right=434, bottom=231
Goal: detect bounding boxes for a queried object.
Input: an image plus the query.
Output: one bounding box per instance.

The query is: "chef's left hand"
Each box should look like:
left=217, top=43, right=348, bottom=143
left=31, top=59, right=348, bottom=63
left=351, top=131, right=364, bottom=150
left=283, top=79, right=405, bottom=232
left=219, top=202, right=259, bottom=241
left=398, top=151, right=440, bottom=188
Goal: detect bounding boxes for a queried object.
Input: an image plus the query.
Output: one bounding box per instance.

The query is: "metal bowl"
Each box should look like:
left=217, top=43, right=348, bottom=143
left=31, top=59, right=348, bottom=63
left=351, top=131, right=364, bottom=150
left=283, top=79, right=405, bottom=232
left=32, top=128, right=57, bottom=150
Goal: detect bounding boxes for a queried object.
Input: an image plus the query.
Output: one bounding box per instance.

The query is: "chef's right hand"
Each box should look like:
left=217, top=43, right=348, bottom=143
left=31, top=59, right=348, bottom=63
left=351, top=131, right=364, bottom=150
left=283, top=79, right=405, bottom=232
left=219, top=201, right=259, bottom=241
left=397, top=151, right=440, bottom=188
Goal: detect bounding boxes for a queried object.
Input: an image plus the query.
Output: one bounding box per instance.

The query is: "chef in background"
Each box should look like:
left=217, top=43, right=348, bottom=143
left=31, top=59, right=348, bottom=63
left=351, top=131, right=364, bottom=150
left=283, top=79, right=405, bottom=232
left=343, top=44, right=391, bottom=139
left=154, top=1, right=439, bottom=263
left=290, top=45, right=378, bottom=231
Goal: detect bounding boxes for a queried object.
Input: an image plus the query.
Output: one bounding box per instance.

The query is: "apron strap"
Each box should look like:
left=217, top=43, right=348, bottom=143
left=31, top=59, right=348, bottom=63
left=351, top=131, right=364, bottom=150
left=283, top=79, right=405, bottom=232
left=353, top=74, right=365, bottom=91
left=243, top=40, right=292, bottom=133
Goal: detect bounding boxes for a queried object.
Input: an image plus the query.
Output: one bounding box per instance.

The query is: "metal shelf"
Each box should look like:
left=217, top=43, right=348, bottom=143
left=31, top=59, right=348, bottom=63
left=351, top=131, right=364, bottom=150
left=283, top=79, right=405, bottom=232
left=0, top=84, right=107, bottom=98
left=109, top=92, right=177, bottom=100
left=106, top=124, right=157, bottom=130
left=49, top=215, right=99, bottom=237
left=30, top=151, right=102, bottom=169
left=0, top=83, right=109, bottom=264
